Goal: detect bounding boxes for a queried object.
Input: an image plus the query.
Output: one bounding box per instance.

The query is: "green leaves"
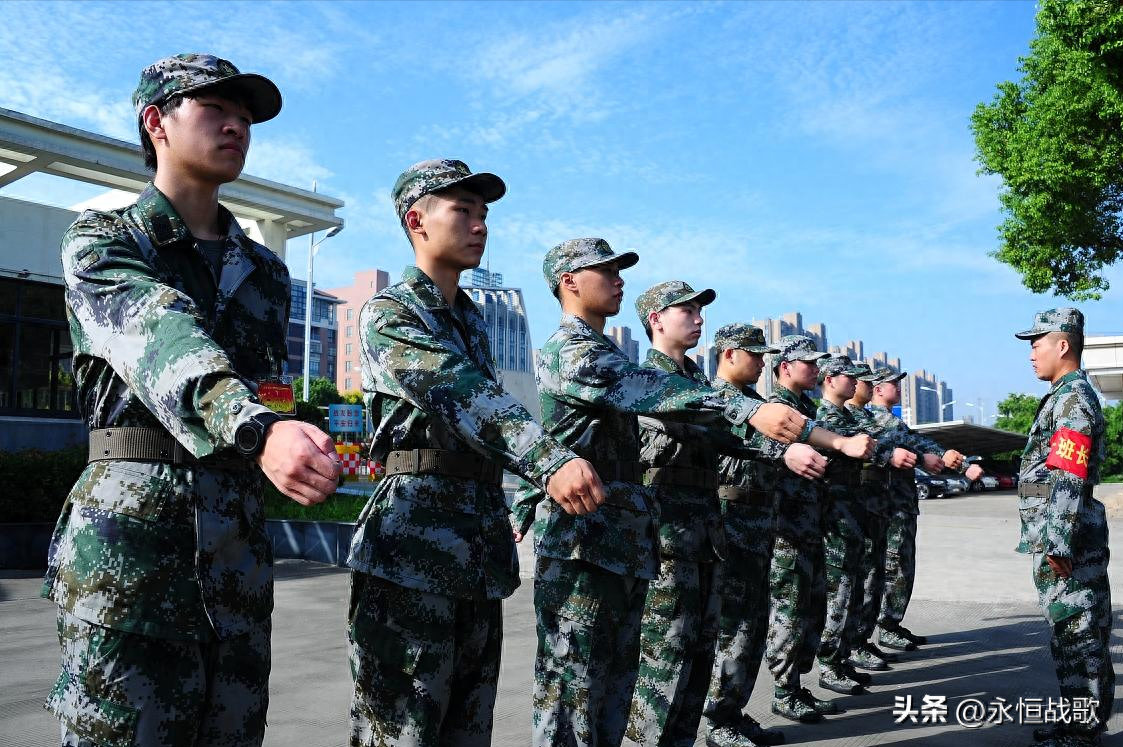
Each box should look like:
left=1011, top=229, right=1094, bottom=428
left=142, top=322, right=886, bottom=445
left=971, top=0, right=1123, bottom=300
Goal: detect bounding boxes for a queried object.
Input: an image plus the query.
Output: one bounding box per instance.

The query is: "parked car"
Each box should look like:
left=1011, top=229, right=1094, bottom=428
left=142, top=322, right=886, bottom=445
left=995, top=474, right=1017, bottom=490
left=944, top=475, right=970, bottom=495
left=915, top=468, right=948, bottom=500
left=969, top=474, right=999, bottom=492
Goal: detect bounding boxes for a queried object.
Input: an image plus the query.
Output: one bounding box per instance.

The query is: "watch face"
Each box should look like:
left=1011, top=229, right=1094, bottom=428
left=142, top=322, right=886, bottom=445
left=237, top=422, right=261, bottom=453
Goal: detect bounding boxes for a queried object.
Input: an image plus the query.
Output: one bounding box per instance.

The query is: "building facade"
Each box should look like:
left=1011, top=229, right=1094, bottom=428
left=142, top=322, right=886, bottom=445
left=606, top=325, right=640, bottom=363
left=750, top=312, right=830, bottom=398
left=0, top=107, right=343, bottom=451
left=327, top=269, right=391, bottom=394
left=287, top=278, right=343, bottom=385
left=460, top=275, right=539, bottom=419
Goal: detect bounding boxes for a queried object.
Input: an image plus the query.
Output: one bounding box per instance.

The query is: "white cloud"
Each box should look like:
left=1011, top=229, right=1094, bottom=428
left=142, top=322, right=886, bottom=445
left=244, top=136, right=334, bottom=188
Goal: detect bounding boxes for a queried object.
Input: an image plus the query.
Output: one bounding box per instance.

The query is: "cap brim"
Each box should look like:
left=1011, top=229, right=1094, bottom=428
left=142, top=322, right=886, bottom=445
left=842, top=366, right=867, bottom=376
left=879, top=373, right=907, bottom=384
left=857, top=374, right=881, bottom=382
left=746, top=345, right=780, bottom=354
left=180, top=73, right=283, bottom=124
left=576, top=251, right=640, bottom=272
left=794, top=352, right=830, bottom=362
left=450, top=172, right=507, bottom=203
left=672, top=288, right=717, bottom=308
left=1014, top=328, right=1046, bottom=340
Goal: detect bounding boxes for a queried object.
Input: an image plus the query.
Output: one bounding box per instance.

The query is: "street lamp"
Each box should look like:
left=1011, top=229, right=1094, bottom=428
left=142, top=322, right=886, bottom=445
left=303, top=223, right=343, bottom=401
left=919, top=385, right=954, bottom=423
left=963, top=401, right=995, bottom=424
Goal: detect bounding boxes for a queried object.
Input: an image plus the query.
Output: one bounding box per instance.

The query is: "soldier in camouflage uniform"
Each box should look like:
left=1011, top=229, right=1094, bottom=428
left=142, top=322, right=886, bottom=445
left=844, top=363, right=915, bottom=672
left=626, top=282, right=762, bottom=747
left=1014, top=309, right=1113, bottom=747
left=43, top=54, right=342, bottom=747
left=512, top=240, right=808, bottom=747
left=866, top=370, right=978, bottom=652
left=764, top=337, right=875, bottom=724
left=702, top=324, right=792, bottom=747
left=348, top=161, right=608, bottom=747
left=813, top=355, right=887, bottom=696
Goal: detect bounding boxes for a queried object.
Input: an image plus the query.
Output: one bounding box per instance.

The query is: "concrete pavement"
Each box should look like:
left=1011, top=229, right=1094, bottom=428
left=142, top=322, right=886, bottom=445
left=3, top=490, right=1121, bottom=746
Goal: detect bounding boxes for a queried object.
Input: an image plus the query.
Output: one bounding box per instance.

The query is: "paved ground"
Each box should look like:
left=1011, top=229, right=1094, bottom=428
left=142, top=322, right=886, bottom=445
left=3, top=489, right=1122, bottom=746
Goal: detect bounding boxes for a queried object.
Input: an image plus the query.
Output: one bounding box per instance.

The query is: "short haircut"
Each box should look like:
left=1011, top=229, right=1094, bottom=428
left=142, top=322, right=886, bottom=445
left=139, top=95, right=190, bottom=171
left=1060, top=331, right=1084, bottom=360
left=401, top=193, right=439, bottom=240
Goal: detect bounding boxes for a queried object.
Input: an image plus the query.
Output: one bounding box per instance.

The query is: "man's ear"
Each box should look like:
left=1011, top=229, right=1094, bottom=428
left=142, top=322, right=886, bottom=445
left=559, top=271, right=578, bottom=295
left=141, top=104, right=168, bottom=145
left=648, top=311, right=661, bottom=333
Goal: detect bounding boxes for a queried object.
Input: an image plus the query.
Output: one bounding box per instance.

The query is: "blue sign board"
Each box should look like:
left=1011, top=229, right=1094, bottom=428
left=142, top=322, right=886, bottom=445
left=329, top=404, right=364, bottom=433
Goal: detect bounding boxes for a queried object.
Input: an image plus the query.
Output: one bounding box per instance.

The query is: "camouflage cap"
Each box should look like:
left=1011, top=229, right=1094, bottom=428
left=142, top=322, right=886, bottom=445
left=542, top=238, right=639, bottom=293
left=635, top=281, right=716, bottom=331
left=712, top=323, right=778, bottom=354
left=133, top=54, right=282, bottom=123
left=1014, top=307, right=1085, bottom=340
left=817, top=354, right=866, bottom=383
left=851, top=362, right=881, bottom=382
left=392, top=159, right=506, bottom=222
left=772, top=335, right=829, bottom=364
left=872, top=368, right=907, bottom=385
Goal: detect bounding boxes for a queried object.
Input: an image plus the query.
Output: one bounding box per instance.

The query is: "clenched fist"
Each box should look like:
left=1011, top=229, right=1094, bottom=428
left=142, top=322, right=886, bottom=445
left=783, top=443, right=827, bottom=480
left=891, top=448, right=917, bottom=469
left=749, top=403, right=805, bottom=444
left=546, top=458, right=606, bottom=516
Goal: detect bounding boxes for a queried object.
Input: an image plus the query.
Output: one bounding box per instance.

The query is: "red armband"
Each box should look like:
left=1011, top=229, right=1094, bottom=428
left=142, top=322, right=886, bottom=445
left=1045, top=428, right=1092, bottom=479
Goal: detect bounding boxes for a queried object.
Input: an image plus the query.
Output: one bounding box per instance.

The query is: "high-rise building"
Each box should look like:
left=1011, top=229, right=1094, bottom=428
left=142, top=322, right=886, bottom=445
left=461, top=277, right=539, bottom=418
left=464, top=267, right=503, bottom=288
left=326, top=269, right=391, bottom=394
left=906, top=369, right=954, bottom=425
left=606, top=325, right=640, bottom=363
left=829, top=338, right=865, bottom=362
left=868, top=351, right=902, bottom=374
left=750, top=312, right=830, bottom=398
left=287, top=279, right=344, bottom=386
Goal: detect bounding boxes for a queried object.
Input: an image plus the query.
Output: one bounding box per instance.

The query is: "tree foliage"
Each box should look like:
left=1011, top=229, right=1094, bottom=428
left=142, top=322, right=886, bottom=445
left=971, top=0, right=1123, bottom=300
left=292, top=376, right=342, bottom=407
left=994, top=392, right=1041, bottom=435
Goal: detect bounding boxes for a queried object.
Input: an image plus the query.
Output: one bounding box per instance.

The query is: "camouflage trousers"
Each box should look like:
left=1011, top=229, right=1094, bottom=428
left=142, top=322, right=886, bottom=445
left=878, top=510, right=917, bottom=629
left=626, top=558, right=721, bottom=747
left=1031, top=539, right=1115, bottom=736
left=818, top=499, right=866, bottom=667
left=533, top=556, right=648, bottom=747
left=765, top=537, right=826, bottom=691
left=703, top=550, right=771, bottom=729
left=46, top=608, right=269, bottom=747
left=348, top=572, right=501, bottom=747
left=855, top=512, right=889, bottom=642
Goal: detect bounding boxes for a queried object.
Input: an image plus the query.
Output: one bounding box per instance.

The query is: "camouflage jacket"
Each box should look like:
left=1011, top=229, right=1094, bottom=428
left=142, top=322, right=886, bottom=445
left=868, top=403, right=946, bottom=516
left=513, top=313, right=763, bottom=579
left=847, top=402, right=911, bottom=516
left=1017, top=369, right=1105, bottom=557
left=770, top=385, right=826, bottom=546
left=714, top=377, right=785, bottom=558
left=349, top=266, right=576, bottom=601
left=638, top=349, right=757, bottom=562
left=42, top=184, right=290, bottom=642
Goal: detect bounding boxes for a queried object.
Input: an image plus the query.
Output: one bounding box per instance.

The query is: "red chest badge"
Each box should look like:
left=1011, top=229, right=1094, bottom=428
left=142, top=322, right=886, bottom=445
left=257, top=381, right=296, bottom=415
left=1045, top=428, right=1092, bottom=479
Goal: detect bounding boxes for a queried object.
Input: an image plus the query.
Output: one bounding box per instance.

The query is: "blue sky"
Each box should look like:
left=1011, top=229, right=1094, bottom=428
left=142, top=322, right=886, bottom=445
left=2, top=0, right=1121, bottom=419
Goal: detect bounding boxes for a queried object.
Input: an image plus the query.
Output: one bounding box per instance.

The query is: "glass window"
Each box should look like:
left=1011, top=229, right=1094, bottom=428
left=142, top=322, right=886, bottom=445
left=345, top=377, right=352, bottom=390
left=345, top=343, right=352, bottom=356
left=345, top=361, right=352, bottom=372
left=0, top=280, right=78, bottom=417
left=346, top=308, right=354, bottom=321
left=346, top=325, right=353, bottom=338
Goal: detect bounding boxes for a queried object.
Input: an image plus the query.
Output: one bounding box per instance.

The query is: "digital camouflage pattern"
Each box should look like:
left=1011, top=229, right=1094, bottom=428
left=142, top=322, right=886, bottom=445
left=48, top=609, right=269, bottom=747
left=512, top=313, right=763, bottom=577
left=540, top=237, right=639, bottom=294
left=627, top=348, right=735, bottom=746
left=1018, top=368, right=1113, bottom=737
left=772, top=334, right=830, bottom=365
left=704, top=378, right=785, bottom=735
left=711, top=322, right=779, bottom=355
left=42, top=183, right=290, bottom=642
left=633, top=281, right=715, bottom=332
left=518, top=311, right=765, bottom=747
left=349, top=264, right=583, bottom=746
left=348, top=574, right=501, bottom=747
left=764, top=384, right=826, bottom=693
left=814, top=398, right=870, bottom=672
left=1015, top=306, right=1085, bottom=340
left=41, top=183, right=290, bottom=744
left=531, top=557, right=648, bottom=747
left=350, top=264, right=576, bottom=600
left=133, top=53, right=282, bottom=123
left=866, top=403, right=947, bottom=632
left=391, top=159, right=506, bottom=222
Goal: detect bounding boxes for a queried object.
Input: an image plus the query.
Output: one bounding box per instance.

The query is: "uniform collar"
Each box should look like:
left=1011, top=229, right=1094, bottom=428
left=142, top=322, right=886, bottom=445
left=400, top=265, right=476, bottom=313
left=134, top=183, right=244, bottom=247
left=1049, top=368, right=1085, bottom=394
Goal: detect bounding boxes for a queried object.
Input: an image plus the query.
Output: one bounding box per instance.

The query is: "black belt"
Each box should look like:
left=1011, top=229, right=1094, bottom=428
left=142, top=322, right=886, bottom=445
left=89, top=427, right=195, bottom=465
left=645, top=466, right=718, bottom=490
left=383, top=449, right=502, bottom=485
left=717, top=485, right=772, bottom=506
left=590, top=459, right=645, bottom=485
left=861, top=465, right=890, bottom=485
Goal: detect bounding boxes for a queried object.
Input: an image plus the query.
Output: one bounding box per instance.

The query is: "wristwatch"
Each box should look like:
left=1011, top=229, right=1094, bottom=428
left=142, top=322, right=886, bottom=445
left=234, top=411, right=282, bottom=458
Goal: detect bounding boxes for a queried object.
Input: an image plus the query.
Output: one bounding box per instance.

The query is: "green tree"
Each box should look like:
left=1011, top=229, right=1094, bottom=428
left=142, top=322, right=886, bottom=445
left=971, top=0, right=1123, bottom=300
left=994, top=392, right=1041, bottom=435
left=292, top=376, right=342, bottom=407
left=342, top=390, right=364, bottom=405
left=1104, top=400, right=1123, bottom=478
